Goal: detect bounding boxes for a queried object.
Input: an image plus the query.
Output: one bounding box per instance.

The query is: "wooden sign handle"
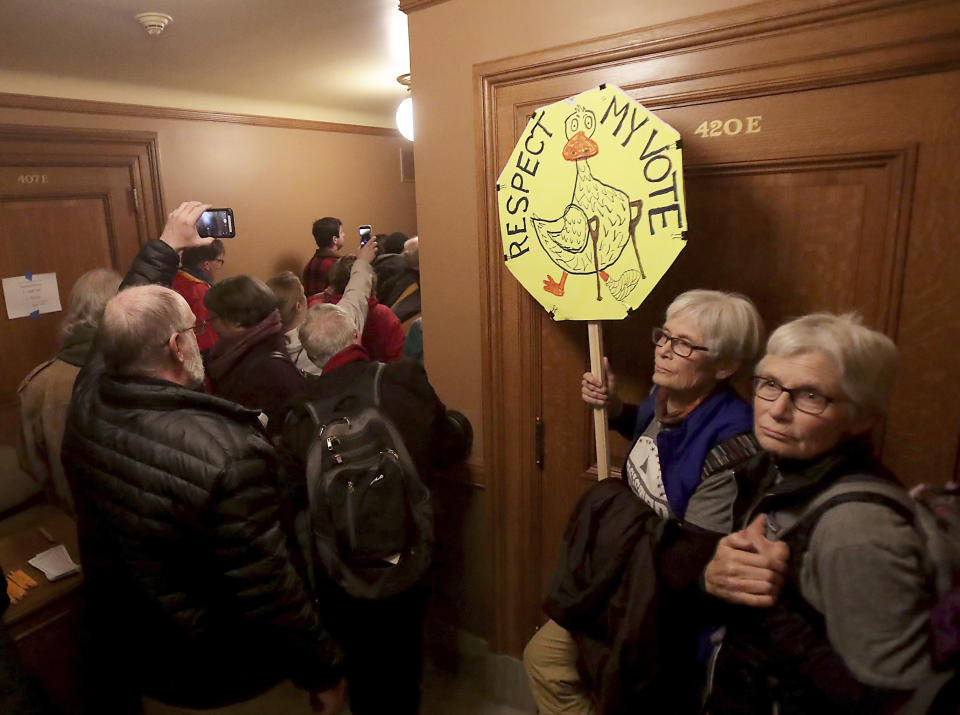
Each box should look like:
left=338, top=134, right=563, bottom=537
left=588, top=321, right=611, bottom=480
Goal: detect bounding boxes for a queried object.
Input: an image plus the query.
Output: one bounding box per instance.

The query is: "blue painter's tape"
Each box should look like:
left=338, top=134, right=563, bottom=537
left=29, top=309, right=40, bottom=320
left=25, top=271, right=33, bottom=281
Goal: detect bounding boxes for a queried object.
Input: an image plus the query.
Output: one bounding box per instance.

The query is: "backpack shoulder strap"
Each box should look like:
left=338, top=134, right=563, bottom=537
left=772, top=477, right=921, bottom=579
left=303, top=401, right=323, bottom=429
left=776, top=476, right=916, bottom=540
left=372, top=361, right=386, bottom=408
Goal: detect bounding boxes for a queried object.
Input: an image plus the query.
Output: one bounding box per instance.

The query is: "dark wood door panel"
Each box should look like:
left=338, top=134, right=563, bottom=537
left=0, top=195, right=114, bottom=399
left=0, top=140, right=160, bottom=445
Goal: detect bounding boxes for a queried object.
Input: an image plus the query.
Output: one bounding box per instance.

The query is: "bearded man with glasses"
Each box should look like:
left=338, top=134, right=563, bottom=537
left=62, top=202, right=345, bottom=714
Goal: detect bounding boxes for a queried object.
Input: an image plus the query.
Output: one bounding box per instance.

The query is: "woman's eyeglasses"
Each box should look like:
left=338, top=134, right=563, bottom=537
left=651, top=327, right=710, bottom=358
left=752, top=375, right=840, bottom=415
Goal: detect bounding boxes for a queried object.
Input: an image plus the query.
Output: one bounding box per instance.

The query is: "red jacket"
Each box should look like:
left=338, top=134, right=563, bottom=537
left=308, top=293, right=404, bottom=363
left=171, top=270, right=219, bottom=351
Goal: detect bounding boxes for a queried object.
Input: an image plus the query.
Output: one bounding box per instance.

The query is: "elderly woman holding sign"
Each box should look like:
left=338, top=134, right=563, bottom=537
left=583, top=289, right=764, bottom=525
left=524, top=289, right=764, bottom=715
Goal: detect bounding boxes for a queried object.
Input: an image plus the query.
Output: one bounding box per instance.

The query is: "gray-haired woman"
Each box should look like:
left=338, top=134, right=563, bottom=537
left=704, top=312, right=940, bottom=713
left=525, top=289, right=765, bottom=715
left=18, top=267, right=122, bottom=511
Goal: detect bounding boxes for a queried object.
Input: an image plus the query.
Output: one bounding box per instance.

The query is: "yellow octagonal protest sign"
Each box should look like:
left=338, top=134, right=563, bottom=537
left=497, top=84, right=687, bottom=321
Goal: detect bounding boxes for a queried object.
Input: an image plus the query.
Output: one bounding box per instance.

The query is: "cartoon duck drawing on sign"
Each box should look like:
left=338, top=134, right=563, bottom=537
left=531, top=105, right=645, bottom=303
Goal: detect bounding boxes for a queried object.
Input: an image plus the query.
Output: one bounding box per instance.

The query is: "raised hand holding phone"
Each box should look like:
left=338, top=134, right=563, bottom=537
left=358, top=234, right=378, bottom=264
left=358, top=224, right=372, bottom=245
left=196, top=208, right=236, bottom=238
left=160, top=201, right=212, bottom=252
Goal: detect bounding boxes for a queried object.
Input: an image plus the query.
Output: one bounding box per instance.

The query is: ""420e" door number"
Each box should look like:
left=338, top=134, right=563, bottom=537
left=694, top=116, right=762, bottom=138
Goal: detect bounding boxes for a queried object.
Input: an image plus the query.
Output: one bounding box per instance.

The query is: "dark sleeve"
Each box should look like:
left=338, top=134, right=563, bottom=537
left=656, top=518, right=725, bottom=594
left=381, top=360, right=464, bottom=480
left=120, top=239, right=181, bottom=289
left=260, top=359, right=307, bottom=429
left=274, top=400, right=315, bottom=501
left=212, top=444, right=342, bottom=689
left=760, top=602, right=913, bottom=713
left=609, top=402, right=638, bottom=439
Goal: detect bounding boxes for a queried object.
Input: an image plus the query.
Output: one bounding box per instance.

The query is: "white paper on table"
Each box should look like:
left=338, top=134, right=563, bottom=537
left=28, top=544, right=81, bottom=582
left=2, top=272, right=62, bottom=320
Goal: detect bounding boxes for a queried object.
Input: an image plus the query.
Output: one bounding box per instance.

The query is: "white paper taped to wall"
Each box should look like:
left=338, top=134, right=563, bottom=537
left=2, top=272, right=62, bottom=320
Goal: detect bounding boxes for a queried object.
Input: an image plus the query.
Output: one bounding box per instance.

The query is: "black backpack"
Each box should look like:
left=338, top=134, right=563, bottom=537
left=299, top=362, right=433, bottom=600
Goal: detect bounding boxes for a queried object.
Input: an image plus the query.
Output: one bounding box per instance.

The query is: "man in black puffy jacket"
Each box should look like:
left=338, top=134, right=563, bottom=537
left=62, top=202, right=344, bottom=713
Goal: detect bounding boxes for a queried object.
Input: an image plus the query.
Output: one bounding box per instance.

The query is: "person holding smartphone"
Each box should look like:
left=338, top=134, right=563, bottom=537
left=172, top=239, right=225, bottom=352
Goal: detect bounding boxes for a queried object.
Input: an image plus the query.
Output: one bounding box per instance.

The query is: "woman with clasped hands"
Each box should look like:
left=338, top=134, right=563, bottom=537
left=703, top=313, right=937, bottom=714
left=524, top=289, right=765, bottom=715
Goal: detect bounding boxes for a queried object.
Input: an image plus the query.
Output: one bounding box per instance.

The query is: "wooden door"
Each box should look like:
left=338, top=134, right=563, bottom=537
left=476, top=0, right=960, bottom=655
left=0, top=128, right=164, bottom=444
left=536, top=75, right=950, bottom=603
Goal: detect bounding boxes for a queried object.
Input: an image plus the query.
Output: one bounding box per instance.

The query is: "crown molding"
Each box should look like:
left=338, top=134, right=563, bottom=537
left=0, top=92, right=401, bottom=137
left=399, top=0, right=454, bottom=14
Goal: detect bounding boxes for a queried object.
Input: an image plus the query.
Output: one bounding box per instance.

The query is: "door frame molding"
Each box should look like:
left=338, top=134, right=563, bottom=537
left=0, top=125, right=165, bottom=242
left=473, top=0, right=960, bottom=655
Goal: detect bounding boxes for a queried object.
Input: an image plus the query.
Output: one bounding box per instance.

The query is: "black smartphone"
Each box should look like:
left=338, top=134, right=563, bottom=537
left=196, top=208, right=236, bottom=238
left=358, top=225, right=372, bottom=245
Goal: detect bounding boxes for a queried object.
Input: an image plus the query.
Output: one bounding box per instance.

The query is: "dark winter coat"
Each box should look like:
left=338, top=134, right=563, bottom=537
left=544, top=478, right=721, bottom=715
left=204, top=310, right=305, bottom=428
left=62, top=239, right=341, bottom=708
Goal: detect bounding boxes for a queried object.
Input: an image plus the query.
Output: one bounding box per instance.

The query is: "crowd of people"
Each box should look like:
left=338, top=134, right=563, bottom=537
left=12, top=202, right=458, bottom=714
left=9, top=201, right=958, bottom=714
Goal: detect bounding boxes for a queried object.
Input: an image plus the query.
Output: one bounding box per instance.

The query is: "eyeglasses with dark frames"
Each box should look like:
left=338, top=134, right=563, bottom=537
left=651, top=327, right=710, bottom=359
left=752, top=375, right=840, bottom=416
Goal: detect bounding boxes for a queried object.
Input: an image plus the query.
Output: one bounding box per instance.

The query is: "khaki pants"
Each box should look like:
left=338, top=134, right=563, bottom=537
left=523, top=619, right=597, bottom=715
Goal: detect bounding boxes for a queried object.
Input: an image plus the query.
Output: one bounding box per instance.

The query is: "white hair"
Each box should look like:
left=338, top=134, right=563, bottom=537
left=299, top=303, right=356, bottom=369
left=758, top=312, right=898, bottom=419
left=403, top=237, right=419, bottom=270
left=100, top=285, right=191, bottom=377
left=665, top=289, right=763, bottom=368
left=60, top=268, right=122, bottom=344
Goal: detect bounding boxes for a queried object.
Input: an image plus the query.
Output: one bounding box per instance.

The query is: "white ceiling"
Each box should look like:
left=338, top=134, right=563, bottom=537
left=0, top=0, right=411, bottom=128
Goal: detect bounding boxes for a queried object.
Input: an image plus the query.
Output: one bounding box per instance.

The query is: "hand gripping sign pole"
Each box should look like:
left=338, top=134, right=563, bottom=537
left=496, top=84, right=687, bottom=479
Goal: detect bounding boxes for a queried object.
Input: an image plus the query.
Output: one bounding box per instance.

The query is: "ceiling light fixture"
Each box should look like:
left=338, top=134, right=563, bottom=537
left=395, top=73, right=414, bottom=142
left=135, top=12, right=173, bottom=36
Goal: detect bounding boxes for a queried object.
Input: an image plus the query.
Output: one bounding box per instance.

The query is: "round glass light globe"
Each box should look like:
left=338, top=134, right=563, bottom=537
left=396, top=97, right=414, bottom=141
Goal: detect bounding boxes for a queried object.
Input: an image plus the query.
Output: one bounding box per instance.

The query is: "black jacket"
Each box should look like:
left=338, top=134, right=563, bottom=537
left=544, top=478, right=726, bottom=715
left=706, top=443, right=919, bottom=715
left=62, top=240, right=342, bottom=708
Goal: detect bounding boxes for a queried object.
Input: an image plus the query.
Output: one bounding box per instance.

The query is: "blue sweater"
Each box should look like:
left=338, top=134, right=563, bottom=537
left=620, top=387, right=753, bottom=517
